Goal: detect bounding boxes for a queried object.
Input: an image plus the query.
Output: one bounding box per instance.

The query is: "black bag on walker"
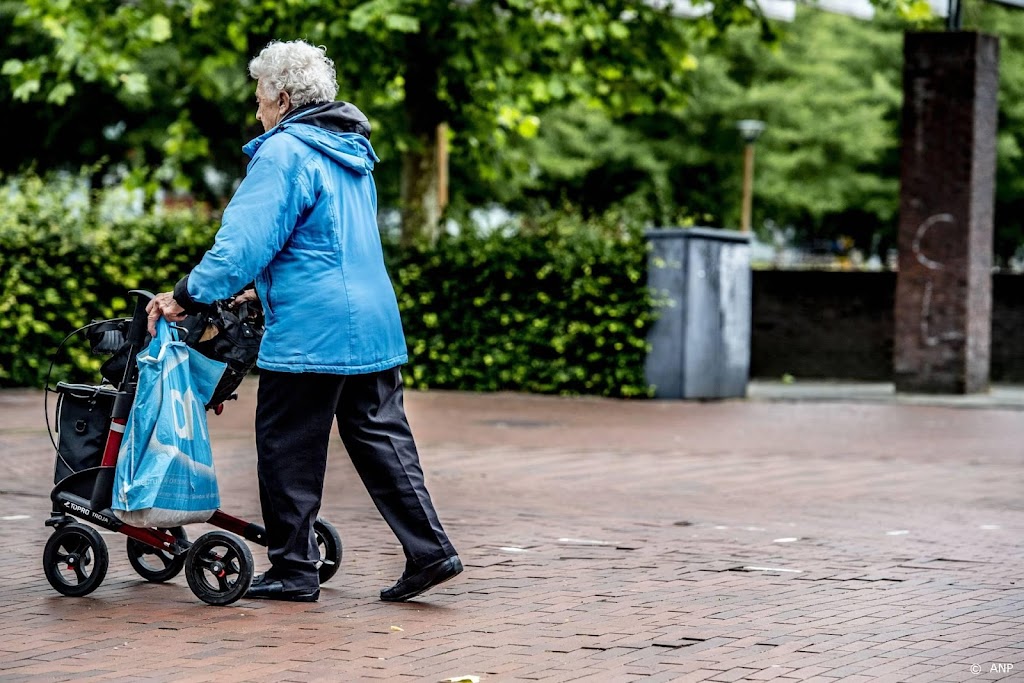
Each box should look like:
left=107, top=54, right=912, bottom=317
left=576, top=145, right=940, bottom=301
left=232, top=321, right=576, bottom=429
left=53, top=383, right=117, bottom=484
left=92, top=297, right=263, bottom=408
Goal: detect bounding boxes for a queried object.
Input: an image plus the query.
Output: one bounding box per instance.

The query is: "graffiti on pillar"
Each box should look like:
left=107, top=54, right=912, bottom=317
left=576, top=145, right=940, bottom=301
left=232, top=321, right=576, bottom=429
left=913, top=213, right=964, bottom=347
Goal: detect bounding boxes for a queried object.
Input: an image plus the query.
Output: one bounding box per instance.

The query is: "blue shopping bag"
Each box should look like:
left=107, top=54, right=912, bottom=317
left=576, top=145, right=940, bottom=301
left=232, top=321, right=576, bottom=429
left=112, top=318, right=227, bottom=527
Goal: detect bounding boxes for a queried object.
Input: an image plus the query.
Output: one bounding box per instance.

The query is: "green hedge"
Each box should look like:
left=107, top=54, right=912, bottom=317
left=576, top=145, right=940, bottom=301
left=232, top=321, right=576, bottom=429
left=0, top=174, right=217, bottom=387
left=389, top=215, right=655, bottom=397
left=0, top=174, right=655, bottom=397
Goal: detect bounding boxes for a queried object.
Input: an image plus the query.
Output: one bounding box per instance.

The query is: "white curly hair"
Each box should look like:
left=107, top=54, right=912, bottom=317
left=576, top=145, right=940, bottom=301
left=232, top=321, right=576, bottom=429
left=248, top=40, right=338, bottom=107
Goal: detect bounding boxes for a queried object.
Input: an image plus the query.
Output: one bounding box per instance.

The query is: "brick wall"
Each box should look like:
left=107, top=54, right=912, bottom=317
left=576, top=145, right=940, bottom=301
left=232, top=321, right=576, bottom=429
left=750, top=271, right=1024, bottom=382
left=991, top=273, right=1024, bottom=382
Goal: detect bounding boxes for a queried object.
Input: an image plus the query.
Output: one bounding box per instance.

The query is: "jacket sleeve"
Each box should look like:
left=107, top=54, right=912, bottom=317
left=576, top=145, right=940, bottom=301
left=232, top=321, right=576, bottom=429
left=177, top=143, right=312, bottom=310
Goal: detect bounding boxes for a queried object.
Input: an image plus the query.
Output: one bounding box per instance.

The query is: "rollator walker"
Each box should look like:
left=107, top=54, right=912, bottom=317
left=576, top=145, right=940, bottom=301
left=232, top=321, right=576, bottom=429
left=43, top=290, right=342, bottom=605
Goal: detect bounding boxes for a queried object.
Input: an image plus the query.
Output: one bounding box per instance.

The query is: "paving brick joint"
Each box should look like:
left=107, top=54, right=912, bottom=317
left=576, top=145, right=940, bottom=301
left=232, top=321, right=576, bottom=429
left=1, top=380, right=1022, bottom=682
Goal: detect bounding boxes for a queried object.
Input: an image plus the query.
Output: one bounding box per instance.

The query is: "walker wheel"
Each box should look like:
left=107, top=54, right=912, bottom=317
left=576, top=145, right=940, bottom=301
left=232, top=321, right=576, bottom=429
left=314, top=517, right=343, bottom=583
left=185, top=531, right=253, bottom=606
left=43, top=523, right=109, bottom=597
left=127, top=527, right=188, bottom=583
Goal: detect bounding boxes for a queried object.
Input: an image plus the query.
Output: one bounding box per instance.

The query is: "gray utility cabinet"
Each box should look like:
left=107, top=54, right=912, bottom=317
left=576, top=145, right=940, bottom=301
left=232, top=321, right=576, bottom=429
left=644, top=228, right=752, bottom=399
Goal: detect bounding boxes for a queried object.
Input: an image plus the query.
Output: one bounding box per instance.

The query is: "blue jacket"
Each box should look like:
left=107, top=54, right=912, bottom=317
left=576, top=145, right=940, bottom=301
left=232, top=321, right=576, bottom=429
left=175, top=103, right=408, bottom=374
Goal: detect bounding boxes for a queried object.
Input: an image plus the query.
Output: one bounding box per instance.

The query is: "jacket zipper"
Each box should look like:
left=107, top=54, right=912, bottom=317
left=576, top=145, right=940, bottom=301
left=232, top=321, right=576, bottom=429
left=263, top=270, right=275, bottom=323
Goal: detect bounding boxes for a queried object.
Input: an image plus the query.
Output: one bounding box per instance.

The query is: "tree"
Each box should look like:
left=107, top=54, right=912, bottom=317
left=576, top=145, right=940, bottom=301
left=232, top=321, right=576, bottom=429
left=971, top=1, right=1024, bottom=261
left=489, top=3, right=1024, bottom=261
left=730, top=9, right=905, bottom=247
left=495, top=8, right=907, bottom=250
left=1, top=0, right=762, bottom=243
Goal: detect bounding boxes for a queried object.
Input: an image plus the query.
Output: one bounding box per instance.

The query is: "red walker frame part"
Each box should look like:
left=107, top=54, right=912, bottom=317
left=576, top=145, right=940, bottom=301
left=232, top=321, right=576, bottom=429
left=120, top=524, right=181, bottom=550
left=100, top=417, right=127, bottom=467
left=207, top=510, right=253, bottom=536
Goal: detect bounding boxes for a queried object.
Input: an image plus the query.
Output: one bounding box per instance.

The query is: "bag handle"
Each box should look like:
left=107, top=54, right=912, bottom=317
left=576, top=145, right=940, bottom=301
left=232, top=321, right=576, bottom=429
left=145, top=318, right=180, bottom=358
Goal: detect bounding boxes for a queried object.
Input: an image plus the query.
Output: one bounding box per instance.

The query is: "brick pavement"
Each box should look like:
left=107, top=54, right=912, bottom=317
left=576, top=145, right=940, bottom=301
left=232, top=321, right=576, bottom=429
left=0, top=380, right=1022, bottom=682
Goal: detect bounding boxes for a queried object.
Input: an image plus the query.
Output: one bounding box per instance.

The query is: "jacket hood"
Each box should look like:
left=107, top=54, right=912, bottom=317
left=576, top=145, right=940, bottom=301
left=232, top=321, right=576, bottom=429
left=242, top=101, right=379, bottom=175
left=282, top=101, right=372, bottom=139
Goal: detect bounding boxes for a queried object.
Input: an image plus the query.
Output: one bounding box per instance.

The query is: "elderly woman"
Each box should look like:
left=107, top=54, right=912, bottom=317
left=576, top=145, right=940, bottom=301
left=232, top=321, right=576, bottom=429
left=147, top=40, right=461, bottom=603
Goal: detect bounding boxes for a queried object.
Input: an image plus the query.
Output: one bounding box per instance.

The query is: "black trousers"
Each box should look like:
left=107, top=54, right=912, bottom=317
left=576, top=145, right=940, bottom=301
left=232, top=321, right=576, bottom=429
left=255, top=367, right=456, bottom=590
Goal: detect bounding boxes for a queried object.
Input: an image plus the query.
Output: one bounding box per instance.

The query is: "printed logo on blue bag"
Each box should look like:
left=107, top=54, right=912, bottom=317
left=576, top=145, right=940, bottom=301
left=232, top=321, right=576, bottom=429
left=171, top=387, right=207, bottom=441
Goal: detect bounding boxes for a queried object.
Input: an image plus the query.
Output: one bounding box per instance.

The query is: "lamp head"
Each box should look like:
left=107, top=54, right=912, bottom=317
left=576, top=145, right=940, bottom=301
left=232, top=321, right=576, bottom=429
left=737, top=119, right=766, bottom=144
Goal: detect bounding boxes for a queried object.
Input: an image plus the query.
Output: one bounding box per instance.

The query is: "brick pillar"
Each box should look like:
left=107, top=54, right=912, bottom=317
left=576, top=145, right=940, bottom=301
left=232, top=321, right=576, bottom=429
left=893, top=32, right=999, bottom=394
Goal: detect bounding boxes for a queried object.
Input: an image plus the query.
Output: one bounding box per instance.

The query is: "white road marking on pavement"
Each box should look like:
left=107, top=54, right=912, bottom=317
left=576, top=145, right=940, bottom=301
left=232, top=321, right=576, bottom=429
left=773, top=537, right=799, bottom=543
left=886, top=530, right=910, bottom=535
left=2, top=515, right=30, bottom=521
left=744, top=566, right=803, bottom=573
left=499, top=547, right=529, bottom=553
left=558, top=538, right=613, bottom=545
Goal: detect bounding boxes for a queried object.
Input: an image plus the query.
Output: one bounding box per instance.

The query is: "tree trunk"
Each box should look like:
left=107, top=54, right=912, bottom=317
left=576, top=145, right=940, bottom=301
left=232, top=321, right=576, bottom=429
left=399, top=30, right=445, bottom=246
left=400, top=129, right=441, bottom=247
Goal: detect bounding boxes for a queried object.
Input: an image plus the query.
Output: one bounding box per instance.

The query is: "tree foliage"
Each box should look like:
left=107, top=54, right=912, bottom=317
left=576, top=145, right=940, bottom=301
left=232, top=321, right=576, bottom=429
left=0, top=0, right=760, bottom=239
left=504, top=8, right=907, bottom=251
left=7, top=0, right=1024, bottom=258
left=493, top=4, right=1024, bottom=260
left=971, top=1, right=1024, bottom=260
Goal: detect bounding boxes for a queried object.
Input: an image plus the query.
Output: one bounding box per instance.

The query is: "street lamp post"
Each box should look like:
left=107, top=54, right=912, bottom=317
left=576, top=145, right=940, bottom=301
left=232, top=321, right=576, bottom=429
left=736, top=119, right=766, bottom=233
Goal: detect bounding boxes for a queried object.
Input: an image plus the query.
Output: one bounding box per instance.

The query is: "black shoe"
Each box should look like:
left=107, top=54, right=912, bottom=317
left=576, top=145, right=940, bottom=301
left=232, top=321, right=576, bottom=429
left=245, top=575, right=320, bottom=602
left=380, top=556, right=463, bottom=602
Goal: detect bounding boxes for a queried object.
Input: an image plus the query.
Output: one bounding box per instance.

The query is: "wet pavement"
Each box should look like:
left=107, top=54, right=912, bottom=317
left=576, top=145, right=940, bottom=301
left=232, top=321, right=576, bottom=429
left=0, top=379, right=1022, bottom=682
